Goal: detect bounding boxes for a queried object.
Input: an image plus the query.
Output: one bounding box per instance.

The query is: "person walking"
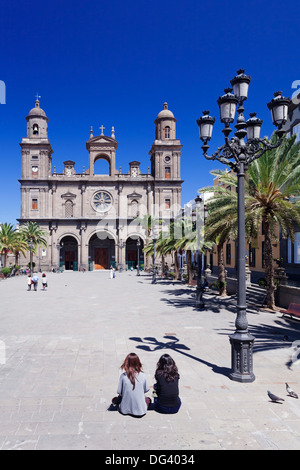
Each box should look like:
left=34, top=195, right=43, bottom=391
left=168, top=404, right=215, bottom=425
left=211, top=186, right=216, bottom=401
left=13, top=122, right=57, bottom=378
left=42, top=273, right=47, bottom=290
left=27, top=274, right=32, bottom=291
left=32, top=273, right=39, bottom=291
left=112, top=353, right=151, bottom=417
left=153, top=354, right=181, bottom=414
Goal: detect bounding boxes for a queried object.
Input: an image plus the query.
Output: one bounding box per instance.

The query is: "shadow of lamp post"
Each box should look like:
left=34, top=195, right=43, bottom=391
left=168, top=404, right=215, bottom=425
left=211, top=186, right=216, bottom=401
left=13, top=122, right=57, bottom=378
left=196, top=69, right=290, bottom=382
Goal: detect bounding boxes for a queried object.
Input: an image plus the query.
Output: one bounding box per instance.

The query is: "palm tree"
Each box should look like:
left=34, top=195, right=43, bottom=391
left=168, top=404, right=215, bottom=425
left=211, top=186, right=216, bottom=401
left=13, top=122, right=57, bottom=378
left=202, top=135, right=300, bottom=309
left=12, top=232, right=28, bottom=265
left=199, top=182, right=238, bottom=296
left=134, top=214, right=162, bottom=269
left=0, top=223, right=16, bottom=267
left=20, top=222, right=48, bottom=252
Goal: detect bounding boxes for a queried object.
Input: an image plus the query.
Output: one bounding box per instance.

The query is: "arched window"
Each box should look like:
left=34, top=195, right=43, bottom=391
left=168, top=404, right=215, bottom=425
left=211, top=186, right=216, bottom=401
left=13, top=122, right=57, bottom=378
left=65, top=200, right=74, bottom=218
left=130, top=200, right=139, bottom=218
left=94, top=156, right=110, bottom=175
left=164, top=126, right=170, bottom=139
left=33, top=124, right=39, bottom=135
left=165, top=167, right=171, bottom=179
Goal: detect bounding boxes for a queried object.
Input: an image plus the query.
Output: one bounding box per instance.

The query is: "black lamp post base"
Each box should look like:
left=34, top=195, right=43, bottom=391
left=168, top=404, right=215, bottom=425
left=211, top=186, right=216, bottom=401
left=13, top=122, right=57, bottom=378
left=229, top=332, right=255, bottom=383
left=195, top=288, right=205, bottom=310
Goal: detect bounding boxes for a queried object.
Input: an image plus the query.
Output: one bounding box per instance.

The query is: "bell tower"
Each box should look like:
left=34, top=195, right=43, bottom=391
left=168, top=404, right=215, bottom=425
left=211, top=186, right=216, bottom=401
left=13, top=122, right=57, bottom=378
left=150, top=102, right=182, bottom=180
left=20, top=97, right=53, bottom=180
left=19, top=97, right=53, bottom=221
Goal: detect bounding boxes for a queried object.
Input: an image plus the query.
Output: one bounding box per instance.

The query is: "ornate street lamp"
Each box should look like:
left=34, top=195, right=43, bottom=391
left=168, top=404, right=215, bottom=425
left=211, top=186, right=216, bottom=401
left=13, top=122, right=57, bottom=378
left=56, top=240, right=64, bottom=271
left=136, top=237, right=141, bottom=276
left=116, top=240, right=126, bottom=272
left=197, top=69, right=290, bottom=383
left=29, top=237, right=34, bottom=276
left=195, top=196, right=205, bottom=310
left=152, top=231, right=158, bottom=284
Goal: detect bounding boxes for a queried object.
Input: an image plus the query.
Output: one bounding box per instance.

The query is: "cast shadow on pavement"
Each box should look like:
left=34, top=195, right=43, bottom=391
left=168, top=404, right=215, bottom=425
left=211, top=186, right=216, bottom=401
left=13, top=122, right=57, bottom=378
left=129, top=335, right=231, bottom=378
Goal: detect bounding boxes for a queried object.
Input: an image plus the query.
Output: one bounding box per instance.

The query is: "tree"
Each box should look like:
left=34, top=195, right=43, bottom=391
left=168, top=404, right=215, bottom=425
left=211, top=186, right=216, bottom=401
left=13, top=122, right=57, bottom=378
left=202, top=189, right=237, bottom=296
left=202, top=136, right=300, bottom=309
left=134, top=214, right=162, bottom=269
left=12, top=232, right=28, bottom=265
left=0, top=223, right=16, bottom=267
left=20, top=222, right=48, bottom=252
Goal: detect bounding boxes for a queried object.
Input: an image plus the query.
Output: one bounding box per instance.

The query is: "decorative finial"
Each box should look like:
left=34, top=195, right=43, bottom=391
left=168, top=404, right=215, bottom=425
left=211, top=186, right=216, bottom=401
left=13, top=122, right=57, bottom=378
left=111, top=126, right=115, bottom=139
left=99, top=125, right=105, bottom=135
left=163, top=102, right=168, bottom=110
left=35, top=93, right=41, bottom=107
left=90, top=126, right=93, bottom=139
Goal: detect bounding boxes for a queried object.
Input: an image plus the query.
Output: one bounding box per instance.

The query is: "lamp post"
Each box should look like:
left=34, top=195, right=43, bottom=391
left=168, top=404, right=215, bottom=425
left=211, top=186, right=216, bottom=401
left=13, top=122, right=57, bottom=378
left=29, top=237, right=33, bottom=276
left=56, top=241, right=64, bottom=271
left=195, top=196, right=205, bottom=310
left=136, top=237, right=141, bottom=276
left=152, top=232, right=158, bottom=284
left=116, top=240, right=126, bottom=272
left=197, top=69, right=290, bottom=383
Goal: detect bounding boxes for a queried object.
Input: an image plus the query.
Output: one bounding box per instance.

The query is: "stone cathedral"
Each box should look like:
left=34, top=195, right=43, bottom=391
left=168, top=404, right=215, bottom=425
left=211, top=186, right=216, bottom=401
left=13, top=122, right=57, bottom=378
left=18, top=99, right=183, bottom=271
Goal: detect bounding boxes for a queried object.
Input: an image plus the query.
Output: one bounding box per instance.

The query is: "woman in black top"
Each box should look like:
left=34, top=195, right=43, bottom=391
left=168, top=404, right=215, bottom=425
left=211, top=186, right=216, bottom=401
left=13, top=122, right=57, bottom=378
left=154, top=354, right=181, bottom=414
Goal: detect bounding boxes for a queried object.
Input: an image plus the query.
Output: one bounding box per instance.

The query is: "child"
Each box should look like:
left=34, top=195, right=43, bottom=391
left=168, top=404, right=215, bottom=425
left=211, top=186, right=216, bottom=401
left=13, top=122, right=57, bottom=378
left=27, top=274, right=32, bottom=291
left=42, top=273, right=47, bottom=290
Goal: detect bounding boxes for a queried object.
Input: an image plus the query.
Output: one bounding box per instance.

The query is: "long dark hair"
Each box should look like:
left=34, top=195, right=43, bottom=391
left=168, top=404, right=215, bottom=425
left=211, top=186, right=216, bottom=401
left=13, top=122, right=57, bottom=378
left=121, top=353, right=143, bottom=390
left=155, top=354, right=179, bottom=383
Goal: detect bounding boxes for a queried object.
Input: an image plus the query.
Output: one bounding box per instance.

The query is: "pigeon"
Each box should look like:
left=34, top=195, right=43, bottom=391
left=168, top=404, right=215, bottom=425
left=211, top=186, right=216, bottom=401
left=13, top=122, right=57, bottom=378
left=267, top=390, right=284, bottom=403
left=286, top=383, right=298, bottom=399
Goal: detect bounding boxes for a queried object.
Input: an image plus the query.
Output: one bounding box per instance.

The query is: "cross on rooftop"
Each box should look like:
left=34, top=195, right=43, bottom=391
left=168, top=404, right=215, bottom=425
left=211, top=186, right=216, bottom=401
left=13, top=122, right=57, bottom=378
left=99, top=125, right=105, bottom=135
left=35, top=93, right=41, bottom=101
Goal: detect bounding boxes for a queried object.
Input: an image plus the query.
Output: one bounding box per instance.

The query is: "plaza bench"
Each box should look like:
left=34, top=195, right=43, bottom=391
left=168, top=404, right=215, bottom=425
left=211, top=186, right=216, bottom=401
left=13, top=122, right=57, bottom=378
left=281, top=303, right=300, bottom=319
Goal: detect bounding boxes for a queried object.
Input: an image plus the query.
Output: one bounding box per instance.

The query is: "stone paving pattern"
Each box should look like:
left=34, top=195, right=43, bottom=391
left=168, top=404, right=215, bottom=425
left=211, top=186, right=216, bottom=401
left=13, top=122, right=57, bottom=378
left=0, top=271, right=300, bottom=450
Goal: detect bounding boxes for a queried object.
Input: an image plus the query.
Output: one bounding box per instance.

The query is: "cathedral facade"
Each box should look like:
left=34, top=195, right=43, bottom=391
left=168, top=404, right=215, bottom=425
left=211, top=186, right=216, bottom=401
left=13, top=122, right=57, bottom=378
left=18, top=100, right=183, bottom=271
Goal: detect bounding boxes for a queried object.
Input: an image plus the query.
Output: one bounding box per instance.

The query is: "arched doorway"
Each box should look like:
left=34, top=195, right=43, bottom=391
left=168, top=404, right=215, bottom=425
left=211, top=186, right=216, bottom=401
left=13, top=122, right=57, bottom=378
left=60, top=236, right=78, bottom=271
left=126, top=236, right=144, bottom=270
left=89, top=232, right=115, bottom=270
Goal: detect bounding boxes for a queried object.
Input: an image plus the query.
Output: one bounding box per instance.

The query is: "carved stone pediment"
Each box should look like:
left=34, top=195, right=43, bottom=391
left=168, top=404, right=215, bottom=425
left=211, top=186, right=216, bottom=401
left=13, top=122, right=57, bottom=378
left=127, top=191, right=142, bottom=199
left=61, top=191, right=76, bottom=199
left=86, top=135, right=118, bottom=151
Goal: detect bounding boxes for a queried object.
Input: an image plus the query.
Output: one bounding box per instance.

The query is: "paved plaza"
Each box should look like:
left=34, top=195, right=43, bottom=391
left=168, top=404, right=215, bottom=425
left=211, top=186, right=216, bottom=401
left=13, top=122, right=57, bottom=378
left=0, top=270, right=300, bottom=450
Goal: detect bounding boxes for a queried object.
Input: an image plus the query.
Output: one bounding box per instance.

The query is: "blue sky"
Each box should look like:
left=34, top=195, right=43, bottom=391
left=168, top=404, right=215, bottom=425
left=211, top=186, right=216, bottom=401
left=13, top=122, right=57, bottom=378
left=0, top=0, right=299, bottom=225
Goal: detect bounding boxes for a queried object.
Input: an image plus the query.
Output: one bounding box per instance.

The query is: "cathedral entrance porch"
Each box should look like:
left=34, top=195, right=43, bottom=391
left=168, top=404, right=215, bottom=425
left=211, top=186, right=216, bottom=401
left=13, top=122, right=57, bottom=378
left=126, top=236, right=144, bottom=270
left=89, top=233, right=115, bottom=270
left=60, top=236, right=78, bottom=271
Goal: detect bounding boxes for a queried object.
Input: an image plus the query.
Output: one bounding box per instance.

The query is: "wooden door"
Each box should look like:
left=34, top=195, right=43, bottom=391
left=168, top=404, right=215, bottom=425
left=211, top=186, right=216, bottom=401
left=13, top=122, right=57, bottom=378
left=65, top=250, right=75, bottom=270
left=95, top=248, right=109, bottom=269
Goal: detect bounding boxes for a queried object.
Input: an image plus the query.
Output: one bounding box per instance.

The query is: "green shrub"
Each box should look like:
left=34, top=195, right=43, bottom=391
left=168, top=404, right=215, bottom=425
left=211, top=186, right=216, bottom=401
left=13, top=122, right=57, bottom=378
left=258, top=277, right=267, bottom=288
left=1, top=267, right=11, bottom=277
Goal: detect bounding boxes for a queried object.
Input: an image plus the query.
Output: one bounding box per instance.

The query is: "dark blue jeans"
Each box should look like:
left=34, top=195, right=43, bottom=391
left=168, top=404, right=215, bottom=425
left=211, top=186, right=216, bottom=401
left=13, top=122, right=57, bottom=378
left=154, top=397, right=181, bottom=414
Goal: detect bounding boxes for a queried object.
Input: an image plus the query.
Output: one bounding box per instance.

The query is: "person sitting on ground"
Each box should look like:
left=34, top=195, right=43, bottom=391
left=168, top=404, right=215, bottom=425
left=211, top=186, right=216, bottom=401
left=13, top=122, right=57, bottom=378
left=153, top=354, right=181, bottom=414
left=112, top=352, right=151, bottom=417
